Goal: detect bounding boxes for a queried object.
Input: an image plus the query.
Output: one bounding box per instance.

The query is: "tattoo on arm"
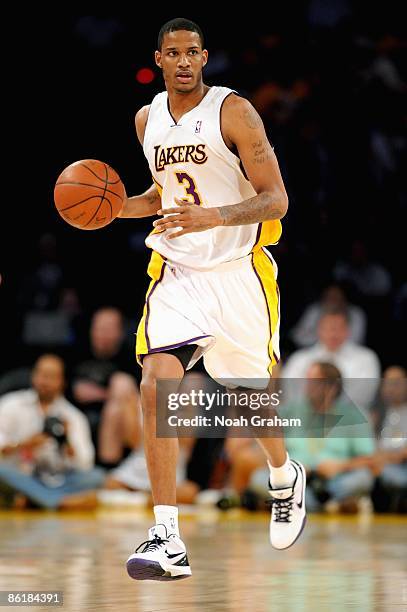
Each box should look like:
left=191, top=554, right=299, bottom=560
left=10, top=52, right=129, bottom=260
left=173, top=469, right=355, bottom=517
left=121, top=185, right=161, bottom=218
left=146, top=189, right=161, bottom=205
left=217, top=101, right=286, bottom=226
left=218, top=192, right=286, bottom=226
left=252, top=139, right=273, bottom=164
left=241, top=106, right=263, bottom=129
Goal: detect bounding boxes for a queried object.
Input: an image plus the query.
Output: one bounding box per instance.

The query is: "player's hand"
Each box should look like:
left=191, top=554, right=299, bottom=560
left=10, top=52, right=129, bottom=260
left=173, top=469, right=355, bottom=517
left=153, top=198, right=223, bottom=239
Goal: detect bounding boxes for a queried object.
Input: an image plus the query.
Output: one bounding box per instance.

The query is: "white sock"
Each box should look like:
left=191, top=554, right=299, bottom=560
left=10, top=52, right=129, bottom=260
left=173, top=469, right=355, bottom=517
left=268, top=454, right=296, bottom=489
left=154, top=505, right=179, bottom=537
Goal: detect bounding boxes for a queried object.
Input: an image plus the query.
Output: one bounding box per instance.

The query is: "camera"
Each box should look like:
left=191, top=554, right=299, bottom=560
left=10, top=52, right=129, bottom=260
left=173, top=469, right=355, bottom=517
left=43, top=416, right=67, bottom=447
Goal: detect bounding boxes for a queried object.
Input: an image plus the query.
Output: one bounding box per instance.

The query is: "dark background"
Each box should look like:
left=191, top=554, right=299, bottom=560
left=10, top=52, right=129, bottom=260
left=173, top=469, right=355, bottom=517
left=2, top=4, right=406, bottom=374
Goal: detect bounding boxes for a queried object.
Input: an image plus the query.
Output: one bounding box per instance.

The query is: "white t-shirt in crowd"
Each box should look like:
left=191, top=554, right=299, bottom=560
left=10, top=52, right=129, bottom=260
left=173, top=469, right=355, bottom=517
left=282, top=340, right=381, bottom=409
left=0, top=389, right=94, bottom=471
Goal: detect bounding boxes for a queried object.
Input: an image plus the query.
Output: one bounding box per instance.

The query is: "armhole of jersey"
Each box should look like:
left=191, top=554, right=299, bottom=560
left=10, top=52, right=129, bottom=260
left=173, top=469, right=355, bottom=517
left=218, top=90, right=250, bottom=180
left=142, top=106, right=152, bottom=154
left=143, top=93, right=164, bottom=154
left=218, top=91, right=241, bottom=162
left=144, top=104, right=152, bottom=131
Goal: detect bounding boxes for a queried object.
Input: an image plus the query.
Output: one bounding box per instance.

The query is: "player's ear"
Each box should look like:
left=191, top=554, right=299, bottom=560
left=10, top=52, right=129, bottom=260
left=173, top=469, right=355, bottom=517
left=202, top=49, right=208, bottom=68
left=155, top=50, right=162, bottom=69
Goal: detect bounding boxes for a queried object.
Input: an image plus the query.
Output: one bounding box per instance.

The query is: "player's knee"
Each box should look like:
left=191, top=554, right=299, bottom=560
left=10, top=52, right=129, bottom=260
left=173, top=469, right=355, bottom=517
left=140, top=355, right=183, bottom=411
left=140, top=373, right=157, bottom=409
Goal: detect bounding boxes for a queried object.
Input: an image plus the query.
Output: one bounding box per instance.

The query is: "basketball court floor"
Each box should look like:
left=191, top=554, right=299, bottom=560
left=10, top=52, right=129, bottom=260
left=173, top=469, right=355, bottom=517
left=0, top=508, right=405, bottom=611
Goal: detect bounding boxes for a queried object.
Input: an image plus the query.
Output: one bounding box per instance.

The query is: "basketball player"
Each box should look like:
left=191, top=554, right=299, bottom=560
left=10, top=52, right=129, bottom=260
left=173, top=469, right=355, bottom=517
left=119, top=18, right=306, bottom=580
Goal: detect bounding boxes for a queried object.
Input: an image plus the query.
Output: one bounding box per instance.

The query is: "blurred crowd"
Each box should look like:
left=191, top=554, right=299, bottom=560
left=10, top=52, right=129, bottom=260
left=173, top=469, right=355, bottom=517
left=0, top=303, right=406, bottom=514
left=1, top=5, right=405, bottom=512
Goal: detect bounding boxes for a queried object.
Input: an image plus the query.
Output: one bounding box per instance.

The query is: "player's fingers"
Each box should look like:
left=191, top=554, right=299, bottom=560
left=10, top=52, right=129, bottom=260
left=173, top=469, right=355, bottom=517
left=153, top=215, right=178, bottom=225
left=157, top=206, right=187, bottom=215
left=155, top=220, right=188, bottom=230
left=157, top=208, right=176, bottom=215
left=174, top=198, right=192, bottom=207
left=167, top=220, right=188, bottom=228
left=153, top=217, right=183, bottom=227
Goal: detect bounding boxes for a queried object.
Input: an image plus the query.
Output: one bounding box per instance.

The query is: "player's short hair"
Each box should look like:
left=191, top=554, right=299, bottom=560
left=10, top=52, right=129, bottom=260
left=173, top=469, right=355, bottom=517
left=157, top=18, right=204, bottom=50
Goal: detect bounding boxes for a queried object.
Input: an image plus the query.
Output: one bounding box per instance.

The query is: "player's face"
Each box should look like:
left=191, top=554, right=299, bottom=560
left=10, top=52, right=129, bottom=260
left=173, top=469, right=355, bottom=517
left=155, top=30, right=208, bottom=93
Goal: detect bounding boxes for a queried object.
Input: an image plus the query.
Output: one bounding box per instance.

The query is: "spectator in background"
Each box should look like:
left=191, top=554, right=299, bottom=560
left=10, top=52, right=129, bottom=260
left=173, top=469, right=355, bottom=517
left=371, top=366, right=407, bottom=512
left=0, top=355, right=103, bottom=509
left=333, top=240, right=391, bottom=299
left=17, top=234, right=80, bottom=353
left=72, top=307, right=140, bottom=467
left=283, top=308, right=380, bottom=408
left=291, top=284, right=367, bottom=348
left=249, top=362, right=375, bottom=513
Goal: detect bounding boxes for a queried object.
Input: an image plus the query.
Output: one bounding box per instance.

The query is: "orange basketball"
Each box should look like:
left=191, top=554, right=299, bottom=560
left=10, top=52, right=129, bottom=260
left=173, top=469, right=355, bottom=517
left=54, top=159, right=125, bottom=230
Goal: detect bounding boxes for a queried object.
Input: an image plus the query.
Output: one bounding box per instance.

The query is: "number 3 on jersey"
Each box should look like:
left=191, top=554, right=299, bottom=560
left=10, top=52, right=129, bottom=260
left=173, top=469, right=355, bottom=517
left=175, top=172, right=202, bottom=206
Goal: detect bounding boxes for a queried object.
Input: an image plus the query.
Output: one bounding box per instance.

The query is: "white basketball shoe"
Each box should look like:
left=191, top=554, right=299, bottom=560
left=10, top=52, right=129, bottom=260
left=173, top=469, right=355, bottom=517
left=268, top=459, right=307, bottom=550
left=126, top=524, right=191, bottom=581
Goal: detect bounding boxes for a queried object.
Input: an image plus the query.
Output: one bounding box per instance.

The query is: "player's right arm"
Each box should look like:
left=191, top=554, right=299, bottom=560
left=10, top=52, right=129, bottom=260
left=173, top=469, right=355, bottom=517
left=118, top=105, right=162, bottom=218
left=119, top=183, right=161, bottom=218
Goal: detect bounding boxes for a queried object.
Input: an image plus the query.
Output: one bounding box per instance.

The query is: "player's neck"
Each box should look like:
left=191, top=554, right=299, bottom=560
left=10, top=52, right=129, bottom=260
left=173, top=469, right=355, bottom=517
left=167, top=82, right=210, bottom=122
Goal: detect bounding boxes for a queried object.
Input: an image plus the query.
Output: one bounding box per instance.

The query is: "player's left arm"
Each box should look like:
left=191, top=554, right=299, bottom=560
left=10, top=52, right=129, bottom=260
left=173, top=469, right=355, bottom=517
left=154, top=95, right=288, bottom=238
left=216, top=95, right=288, bottom=225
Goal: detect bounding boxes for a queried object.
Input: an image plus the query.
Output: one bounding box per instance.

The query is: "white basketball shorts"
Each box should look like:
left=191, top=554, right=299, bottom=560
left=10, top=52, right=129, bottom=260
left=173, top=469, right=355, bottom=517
left=136, top=247, right=280, bottom=382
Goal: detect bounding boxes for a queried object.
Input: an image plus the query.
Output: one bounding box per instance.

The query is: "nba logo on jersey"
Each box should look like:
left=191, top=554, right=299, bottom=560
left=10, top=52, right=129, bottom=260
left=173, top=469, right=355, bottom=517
left=195, top=120, right=202, bottom=133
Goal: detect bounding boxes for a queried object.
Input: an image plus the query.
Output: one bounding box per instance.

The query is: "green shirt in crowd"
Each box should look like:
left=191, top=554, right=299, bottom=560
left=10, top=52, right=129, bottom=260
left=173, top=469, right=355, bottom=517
left=280, top=399, right=376, bottom=469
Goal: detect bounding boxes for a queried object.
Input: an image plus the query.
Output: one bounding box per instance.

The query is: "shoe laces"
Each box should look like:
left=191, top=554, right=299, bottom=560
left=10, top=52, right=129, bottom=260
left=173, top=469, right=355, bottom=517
left=135, top=535, right=168, bottom=553
left=267, top=495, right=294, bottom=523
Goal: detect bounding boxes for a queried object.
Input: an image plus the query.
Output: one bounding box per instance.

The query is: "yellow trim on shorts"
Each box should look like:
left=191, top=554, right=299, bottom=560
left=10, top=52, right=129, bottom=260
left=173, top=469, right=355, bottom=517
left=252, top=219, right=282, bottom=252
left=251, top=249, right=280, bottom=374
left=136, top=251, right=166, bottom=365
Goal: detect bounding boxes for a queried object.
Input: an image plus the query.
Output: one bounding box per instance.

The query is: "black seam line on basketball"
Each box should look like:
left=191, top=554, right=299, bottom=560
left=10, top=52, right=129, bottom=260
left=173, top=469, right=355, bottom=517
left=56, top=182, right=123, bottom=201
left=104, top=164, right=113, bottom=219
left=84, top=164, right=109, bottom=227
left=59, top=195, right=114, bottom=212
left=81, top=162, right=121, bottom=185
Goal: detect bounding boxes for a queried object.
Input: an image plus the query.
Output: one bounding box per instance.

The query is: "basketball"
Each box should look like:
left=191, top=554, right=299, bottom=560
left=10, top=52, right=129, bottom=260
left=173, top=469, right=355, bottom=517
left=54, top=159, right=125, bottom=230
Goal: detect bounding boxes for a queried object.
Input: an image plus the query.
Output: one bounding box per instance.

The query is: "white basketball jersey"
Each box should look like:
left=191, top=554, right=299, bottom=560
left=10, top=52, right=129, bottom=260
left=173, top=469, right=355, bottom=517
left=143, top=86, right=282, bottom=270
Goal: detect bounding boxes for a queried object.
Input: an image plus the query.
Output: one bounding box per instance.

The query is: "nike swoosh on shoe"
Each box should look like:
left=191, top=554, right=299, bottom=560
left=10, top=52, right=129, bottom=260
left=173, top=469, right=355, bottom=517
left=291, top=461, right=304, bottom=508
left=165, top=550, right=186, bottom=560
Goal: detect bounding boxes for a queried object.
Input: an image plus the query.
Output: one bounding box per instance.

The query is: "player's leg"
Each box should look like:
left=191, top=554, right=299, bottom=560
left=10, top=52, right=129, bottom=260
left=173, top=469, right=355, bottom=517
left=227, top=382, right=306, bottom=550
left=140, top=352, right=182, bottom=507
left=255, top=435, right=306, bottom=549
left=127, top=255, right=215, bottom=580
left=126, top=348, right=194, bottom=581
left=203, top=250, right=306, bottom=549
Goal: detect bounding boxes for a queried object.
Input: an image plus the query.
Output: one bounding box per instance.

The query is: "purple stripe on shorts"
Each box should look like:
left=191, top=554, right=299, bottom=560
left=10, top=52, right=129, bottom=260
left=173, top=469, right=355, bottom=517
left=146, top=334, right=212, bottom=355
left=251, top=253, right=273, bottom=374
left=145, top=263, right=167, bottom=351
